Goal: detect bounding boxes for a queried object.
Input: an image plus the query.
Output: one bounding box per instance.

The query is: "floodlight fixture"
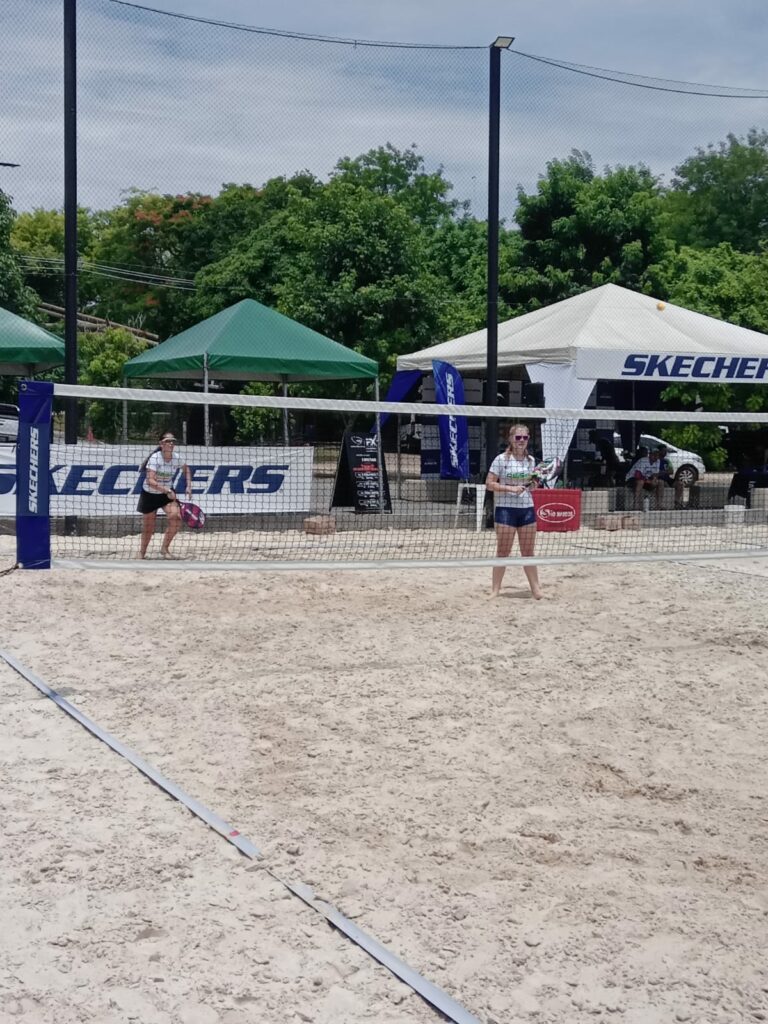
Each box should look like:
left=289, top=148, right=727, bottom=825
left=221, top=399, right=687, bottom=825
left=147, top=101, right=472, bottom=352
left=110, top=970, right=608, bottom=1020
left=492, top=36, right=515, bottom=48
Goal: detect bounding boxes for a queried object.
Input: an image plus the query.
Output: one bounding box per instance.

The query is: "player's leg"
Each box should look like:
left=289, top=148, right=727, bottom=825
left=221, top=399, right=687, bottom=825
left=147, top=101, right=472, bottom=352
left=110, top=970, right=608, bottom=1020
left=517, top=515, right=543, bottom=600
left=139, top=511, right=156, bottom=558
left=491, top=515, right=516, bottom=597
left=161, top=501, right=182, bottom=556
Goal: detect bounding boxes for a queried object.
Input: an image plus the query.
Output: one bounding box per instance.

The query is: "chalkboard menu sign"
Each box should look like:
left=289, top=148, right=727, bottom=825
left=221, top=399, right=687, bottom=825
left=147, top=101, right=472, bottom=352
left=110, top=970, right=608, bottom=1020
left=330, top=430, right=392, bottom=513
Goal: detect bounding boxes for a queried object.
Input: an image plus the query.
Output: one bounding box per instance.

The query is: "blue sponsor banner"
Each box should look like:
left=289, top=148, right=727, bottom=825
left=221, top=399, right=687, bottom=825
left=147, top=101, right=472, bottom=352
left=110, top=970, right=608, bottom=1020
left=367, top=369, right=422, bottom=434
left=16, top=380, right=53, bottom=570
left=432, top=359, right=469, bottom=480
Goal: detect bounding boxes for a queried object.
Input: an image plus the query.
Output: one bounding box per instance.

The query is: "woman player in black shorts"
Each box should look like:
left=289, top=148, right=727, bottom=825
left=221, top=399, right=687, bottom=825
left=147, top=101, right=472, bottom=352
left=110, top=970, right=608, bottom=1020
left=137, top=432, right=192, bottom=559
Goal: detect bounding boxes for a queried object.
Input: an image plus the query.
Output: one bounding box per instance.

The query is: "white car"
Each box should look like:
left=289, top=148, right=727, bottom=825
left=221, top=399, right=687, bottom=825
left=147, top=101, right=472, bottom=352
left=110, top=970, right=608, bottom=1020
left=615, top=432, right=705, bottom=487
left=0, top=403, right=18, bottom=443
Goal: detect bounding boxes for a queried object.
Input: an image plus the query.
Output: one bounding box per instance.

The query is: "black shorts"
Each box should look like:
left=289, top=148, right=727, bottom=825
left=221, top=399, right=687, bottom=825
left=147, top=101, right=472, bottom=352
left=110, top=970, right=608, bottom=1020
left=137, top=490, right=174, bottom=514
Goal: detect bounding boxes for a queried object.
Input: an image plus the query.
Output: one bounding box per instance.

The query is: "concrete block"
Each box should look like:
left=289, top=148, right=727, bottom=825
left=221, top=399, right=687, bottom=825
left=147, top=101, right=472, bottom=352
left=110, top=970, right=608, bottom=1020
left=582, top=490, right=610, bottom=513
left=621, top=515, right=641, bottom=530
left=595, top=514, right=622, bottom=531
left=303, top=515, right=336, bottom=536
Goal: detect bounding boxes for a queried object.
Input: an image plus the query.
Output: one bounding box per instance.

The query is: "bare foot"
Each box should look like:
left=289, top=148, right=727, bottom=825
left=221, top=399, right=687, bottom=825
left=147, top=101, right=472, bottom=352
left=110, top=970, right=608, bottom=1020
left=160, top=548, right=178, bottom=560
left=531, top=587, right=545, bottom=600
left=490, top=588, right=501, bottom=599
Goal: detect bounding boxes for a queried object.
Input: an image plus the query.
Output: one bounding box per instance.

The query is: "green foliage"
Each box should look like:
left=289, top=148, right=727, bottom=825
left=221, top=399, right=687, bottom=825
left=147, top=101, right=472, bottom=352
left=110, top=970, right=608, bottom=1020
left=651, top=417, right=728, bottom=471
left=7, top=130, right=768, bottom=426
left=78, top=327, right=151, bottom=441
left=508, top=151, right=670, bottom=309
left=0, top=189, right=37, bottom=319
left=230, top=381, right=283, bottom=442
left=11, top=206, right=97, bottom=306
left=664, top=129, right=768, bottom=252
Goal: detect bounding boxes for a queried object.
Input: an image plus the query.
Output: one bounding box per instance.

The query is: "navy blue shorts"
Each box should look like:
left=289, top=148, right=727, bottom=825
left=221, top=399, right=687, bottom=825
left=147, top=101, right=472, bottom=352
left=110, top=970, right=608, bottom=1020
left=494, top=505, right=536, bottom=528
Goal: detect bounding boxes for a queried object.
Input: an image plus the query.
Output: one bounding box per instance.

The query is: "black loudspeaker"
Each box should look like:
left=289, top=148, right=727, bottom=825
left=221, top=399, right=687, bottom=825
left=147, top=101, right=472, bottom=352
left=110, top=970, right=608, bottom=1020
left=522, top=381, right=545, bottom=407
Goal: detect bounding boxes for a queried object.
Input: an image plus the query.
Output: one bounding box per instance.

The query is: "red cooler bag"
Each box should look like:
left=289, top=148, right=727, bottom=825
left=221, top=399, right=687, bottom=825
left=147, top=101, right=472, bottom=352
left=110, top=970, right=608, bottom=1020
left=532, top=489, right=582, bottom=532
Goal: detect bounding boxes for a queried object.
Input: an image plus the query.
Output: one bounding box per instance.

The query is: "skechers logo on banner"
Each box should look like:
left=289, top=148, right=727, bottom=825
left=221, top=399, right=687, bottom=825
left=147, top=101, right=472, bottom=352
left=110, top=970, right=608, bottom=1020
left=622, top=354, right=768, bottom=380
left=0, top=464, right=291, bottom=496
left=51, top=464, right=289, bottom=496
left=29, top=426, right=39, bottom=512
left=445, top=374, right=459, bottom=469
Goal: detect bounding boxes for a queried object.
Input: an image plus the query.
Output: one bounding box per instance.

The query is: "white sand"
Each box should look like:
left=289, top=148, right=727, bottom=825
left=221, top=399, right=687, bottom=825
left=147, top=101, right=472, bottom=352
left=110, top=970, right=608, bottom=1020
left=2, top=534, right=768, bottom=1023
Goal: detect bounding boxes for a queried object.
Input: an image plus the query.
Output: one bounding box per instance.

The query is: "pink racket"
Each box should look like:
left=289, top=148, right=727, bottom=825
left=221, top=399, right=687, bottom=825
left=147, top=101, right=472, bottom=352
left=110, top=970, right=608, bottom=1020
left=179, top=501, right=206, bottom=529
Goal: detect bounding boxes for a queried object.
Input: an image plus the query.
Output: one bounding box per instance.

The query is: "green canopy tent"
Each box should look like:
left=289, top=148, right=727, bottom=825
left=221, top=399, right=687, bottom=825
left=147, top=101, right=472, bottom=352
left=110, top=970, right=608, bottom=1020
left=0, top=304, right=65, bottom=375
left=123, top=299, right=379, bottom=444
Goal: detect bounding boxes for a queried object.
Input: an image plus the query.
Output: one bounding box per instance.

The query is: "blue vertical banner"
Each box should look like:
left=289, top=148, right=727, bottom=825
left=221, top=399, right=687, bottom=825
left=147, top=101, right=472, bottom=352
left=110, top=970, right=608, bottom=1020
left=16, top=380, right=53, bottom=569
left=432, top=359, right=469, bottom=480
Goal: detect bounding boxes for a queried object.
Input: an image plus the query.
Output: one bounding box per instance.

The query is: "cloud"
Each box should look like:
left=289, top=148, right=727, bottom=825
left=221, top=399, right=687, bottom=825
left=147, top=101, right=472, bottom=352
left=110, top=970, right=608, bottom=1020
left=3, top=0, right=768, bottom=225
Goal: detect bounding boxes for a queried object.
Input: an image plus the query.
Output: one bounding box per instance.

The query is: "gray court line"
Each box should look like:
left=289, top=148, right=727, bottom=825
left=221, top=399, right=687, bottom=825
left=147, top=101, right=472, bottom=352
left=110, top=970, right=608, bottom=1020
left=53, top=546, right=768, bottom=573
left=0, top=648, right=482, bottom=1024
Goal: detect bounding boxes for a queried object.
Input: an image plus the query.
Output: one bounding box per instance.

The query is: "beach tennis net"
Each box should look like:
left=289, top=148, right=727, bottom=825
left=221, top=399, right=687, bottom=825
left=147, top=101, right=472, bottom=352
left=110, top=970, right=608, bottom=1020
left=12, top=381, right=768, bottom=569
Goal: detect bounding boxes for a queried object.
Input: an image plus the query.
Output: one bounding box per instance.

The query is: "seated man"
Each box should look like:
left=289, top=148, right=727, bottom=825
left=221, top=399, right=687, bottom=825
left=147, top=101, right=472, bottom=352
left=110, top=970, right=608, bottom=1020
left=625, top=449, right=663, bottom=509
left=655, top=445, right=684, bottom=509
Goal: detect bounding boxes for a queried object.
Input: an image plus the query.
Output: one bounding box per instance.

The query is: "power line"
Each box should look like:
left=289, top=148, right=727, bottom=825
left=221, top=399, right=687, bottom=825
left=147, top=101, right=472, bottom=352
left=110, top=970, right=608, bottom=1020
left=16, top=254, right=196, bottom=291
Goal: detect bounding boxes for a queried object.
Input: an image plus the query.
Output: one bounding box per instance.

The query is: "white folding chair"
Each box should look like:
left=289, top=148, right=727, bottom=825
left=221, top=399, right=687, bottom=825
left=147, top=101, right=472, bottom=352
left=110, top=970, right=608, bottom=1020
left=454, top=482, right=487, bottom=532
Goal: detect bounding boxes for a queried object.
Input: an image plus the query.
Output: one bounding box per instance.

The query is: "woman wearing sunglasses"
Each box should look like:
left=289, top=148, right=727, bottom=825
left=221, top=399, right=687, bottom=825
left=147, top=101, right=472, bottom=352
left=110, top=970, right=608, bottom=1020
left=137, top=431, right=192, bottom=559
left=485, top=423, right=543, bottom=599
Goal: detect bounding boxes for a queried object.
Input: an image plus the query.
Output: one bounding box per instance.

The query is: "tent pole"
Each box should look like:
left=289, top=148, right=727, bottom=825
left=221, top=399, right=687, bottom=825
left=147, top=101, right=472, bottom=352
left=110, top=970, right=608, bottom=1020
left=203, top=354, right=210, bottom=447
left=396, top=414, right=402, bottom=501
left=281, top=377, right=289, bottom=446
left=375, top=378, right=384, bottom=514
left=122, top=376, right=128, bottom=442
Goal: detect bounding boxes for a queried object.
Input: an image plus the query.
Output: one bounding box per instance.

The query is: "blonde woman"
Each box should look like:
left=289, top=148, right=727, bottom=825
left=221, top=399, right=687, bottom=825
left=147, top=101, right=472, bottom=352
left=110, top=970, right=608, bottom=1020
left=485, top=424, right=543, bottom=599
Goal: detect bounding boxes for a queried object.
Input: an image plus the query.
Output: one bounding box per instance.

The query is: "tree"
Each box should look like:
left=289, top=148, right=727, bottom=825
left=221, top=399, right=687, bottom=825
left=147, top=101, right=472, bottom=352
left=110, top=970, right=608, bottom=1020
left=11, top=206, right=98, bottom=306
left=644, top=243, right=768, bottom=465
left=78, top=327, right=151, bottom=441
left=197, top=171, right=452, bottom=383
left=664, top=129, right=768, bottom=252
left=332, top=143, right=463, bottom=228
left=0, top=189, right=37, bottom=319
left=508, top=151, right=669, bottom=310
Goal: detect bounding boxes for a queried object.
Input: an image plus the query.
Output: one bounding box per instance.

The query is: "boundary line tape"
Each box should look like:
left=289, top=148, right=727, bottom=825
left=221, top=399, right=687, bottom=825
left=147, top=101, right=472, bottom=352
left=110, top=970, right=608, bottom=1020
left=0, top=647, right=482, bottom=1024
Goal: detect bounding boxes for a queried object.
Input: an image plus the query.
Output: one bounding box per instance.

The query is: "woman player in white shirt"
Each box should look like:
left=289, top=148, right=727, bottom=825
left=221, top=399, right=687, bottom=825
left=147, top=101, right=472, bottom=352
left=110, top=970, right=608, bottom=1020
left=137, top=431, right=192, bottom=559
left=485, top=423, right=544, bottom=600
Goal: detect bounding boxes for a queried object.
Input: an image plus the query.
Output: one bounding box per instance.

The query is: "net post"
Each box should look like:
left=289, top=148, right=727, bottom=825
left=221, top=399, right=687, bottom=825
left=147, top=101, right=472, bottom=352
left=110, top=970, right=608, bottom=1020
left=375, top=377, right=384, bottom=513
left=16, top=380, right=53, bottom=570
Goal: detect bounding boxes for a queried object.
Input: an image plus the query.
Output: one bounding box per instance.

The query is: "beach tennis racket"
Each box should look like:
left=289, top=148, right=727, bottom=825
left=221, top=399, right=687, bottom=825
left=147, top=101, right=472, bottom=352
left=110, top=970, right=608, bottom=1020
left=529, top=457, right=562, bottom=487
left=179, top=501, right=206, bottom=529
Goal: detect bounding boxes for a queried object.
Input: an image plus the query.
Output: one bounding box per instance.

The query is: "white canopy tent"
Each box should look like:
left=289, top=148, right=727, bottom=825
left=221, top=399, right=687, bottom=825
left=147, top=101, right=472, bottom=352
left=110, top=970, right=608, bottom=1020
left=397, top=283, right=768, bottom=461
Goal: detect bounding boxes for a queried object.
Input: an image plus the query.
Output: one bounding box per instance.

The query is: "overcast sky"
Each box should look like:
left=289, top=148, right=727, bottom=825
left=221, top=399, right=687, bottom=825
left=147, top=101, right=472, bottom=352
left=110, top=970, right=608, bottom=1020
left=3, top=0, right=768, bottom=222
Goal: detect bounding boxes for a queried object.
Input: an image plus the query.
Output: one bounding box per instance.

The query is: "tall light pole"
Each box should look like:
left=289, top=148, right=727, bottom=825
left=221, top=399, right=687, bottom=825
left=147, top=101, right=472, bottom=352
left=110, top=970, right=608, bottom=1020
left=486, top=36, right=514, bottom=468
left=64, top=0, right=78, bottom=443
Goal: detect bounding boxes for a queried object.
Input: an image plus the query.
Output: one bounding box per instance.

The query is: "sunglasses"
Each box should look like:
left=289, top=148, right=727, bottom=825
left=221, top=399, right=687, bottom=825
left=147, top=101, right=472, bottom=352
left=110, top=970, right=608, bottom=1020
left=161, top=439, right=176, bottom=445
left=513, top=434, right=529, bottom=441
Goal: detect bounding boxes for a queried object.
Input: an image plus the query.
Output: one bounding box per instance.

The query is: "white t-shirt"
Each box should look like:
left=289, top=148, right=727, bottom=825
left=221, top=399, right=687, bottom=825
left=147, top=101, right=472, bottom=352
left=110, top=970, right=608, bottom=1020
left=143, top=450, right=183, bottom=494
left=625, top=457, right=657, bottom=482
left=489, top=453, right=535, bottom=508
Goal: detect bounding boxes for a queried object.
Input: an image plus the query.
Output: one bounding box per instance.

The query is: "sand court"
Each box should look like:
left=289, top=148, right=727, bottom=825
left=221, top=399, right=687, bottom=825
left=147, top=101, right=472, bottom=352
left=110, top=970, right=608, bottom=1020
left=2, top=535, right=768, bottom=1023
